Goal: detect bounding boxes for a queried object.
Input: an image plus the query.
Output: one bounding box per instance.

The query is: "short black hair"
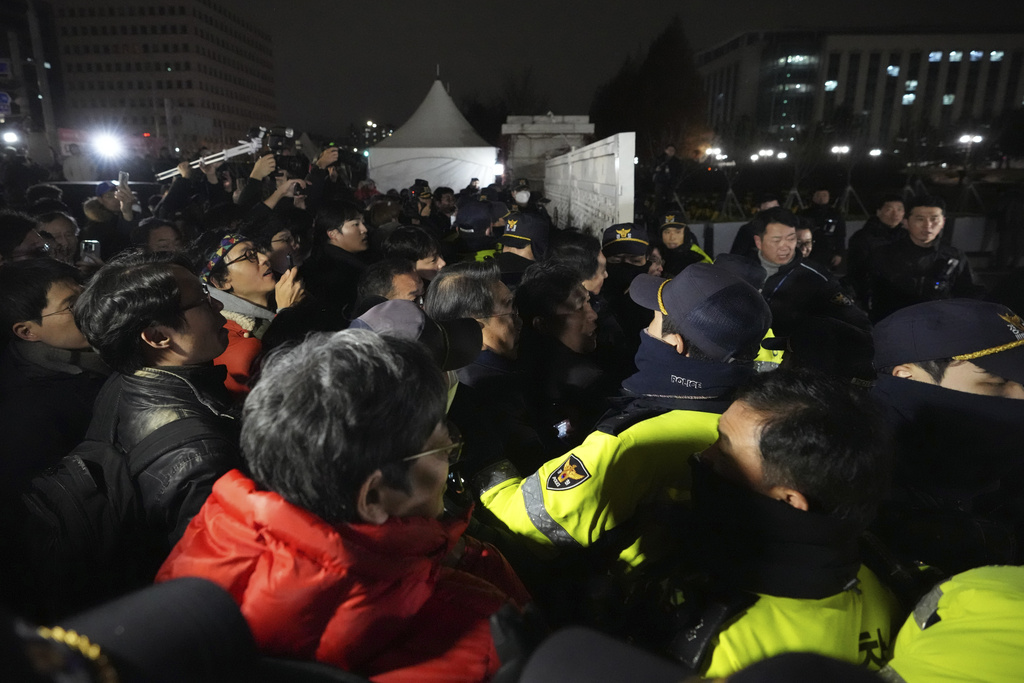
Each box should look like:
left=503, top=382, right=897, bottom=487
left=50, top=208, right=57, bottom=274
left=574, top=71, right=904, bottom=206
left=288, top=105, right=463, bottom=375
left=0, top=259, right=85, bottom=336
left=546, top=230, right=602, bottom=282
left=878, top=358, right=953, bottom=383
left=434, top=186, right=454, bottom=198
left=25, top=184, right=63, bottom=204
left=424, top=261, right=501, bottom=320
left=661, top=313, right=716, bottom=362
left=0, top=211, right=38, bottom=261
left=516, top=261, right=588, bottom=324
left=383, top=225, right=440, bottom=262
left=734, top=369, right=891, bottom=528
left=240, top=207, right=312, bottom=253
left=906, top=195, right=945, bottom=215
left=875, top=193, right=904, bottom=211
left=752, top=207, right=798, bottom=236
left=35, top=211, right=78, bottom=232
left=132, top=217, right=182, bottom=248
left=74, top=250, right=196, bottom=373
left=242, top=330, right=446, bottom=525
left=313, top=201, right=363, bottom=247
left=357, top=258, right=417, bottom=301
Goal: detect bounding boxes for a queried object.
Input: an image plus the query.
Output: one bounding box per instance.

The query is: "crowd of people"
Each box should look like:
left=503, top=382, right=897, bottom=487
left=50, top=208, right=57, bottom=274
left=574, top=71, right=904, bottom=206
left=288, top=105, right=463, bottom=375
left=0, top=142, right=1023, bottom=683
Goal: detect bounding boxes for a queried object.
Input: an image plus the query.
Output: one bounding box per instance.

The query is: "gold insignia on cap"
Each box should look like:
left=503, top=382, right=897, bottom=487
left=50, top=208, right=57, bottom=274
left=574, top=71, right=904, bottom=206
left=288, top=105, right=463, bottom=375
left=665, top=214, right=676, bottom=224
left=616, top=228, right=631, bottom=238
left=999, top=312, right=1024, bottom=341
left=506, top=218, right=518, bottom=232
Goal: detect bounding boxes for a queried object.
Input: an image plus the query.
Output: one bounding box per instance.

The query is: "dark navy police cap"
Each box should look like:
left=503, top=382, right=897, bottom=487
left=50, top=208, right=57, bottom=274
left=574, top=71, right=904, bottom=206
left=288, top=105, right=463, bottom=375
left=873, top=299, right=1024, bottom=384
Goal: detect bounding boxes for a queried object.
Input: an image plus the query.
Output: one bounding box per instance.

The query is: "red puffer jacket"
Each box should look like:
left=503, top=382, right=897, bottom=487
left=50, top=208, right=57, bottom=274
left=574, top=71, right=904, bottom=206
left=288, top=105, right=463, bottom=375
left=157, top=470, right=530, bottom=682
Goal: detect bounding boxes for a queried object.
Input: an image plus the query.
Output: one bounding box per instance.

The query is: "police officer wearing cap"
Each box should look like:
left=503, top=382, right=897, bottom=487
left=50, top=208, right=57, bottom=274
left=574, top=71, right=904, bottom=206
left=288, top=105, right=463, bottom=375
left=657, top=212, right=712, bottom=277
left=871, top=299, right=1024, bottom=575
left=495, top=212, right=548, bottom=287
left=866, top=195, right=981, bottom=322
left=601, top=223, right=658, bottom=355
left=477, top=264, right=772, bottom=572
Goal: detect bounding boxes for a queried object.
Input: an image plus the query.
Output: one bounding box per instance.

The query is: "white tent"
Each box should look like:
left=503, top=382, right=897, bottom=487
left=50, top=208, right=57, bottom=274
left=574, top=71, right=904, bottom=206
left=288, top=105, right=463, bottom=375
left=368, top=80, right=497, bottom=193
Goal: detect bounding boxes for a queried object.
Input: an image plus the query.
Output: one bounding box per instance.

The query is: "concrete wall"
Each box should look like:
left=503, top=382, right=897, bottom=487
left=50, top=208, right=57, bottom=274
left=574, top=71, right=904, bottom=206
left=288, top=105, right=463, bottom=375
left=544, top=132, right=635, bottom=232
left=502, top=115, right=594, bottom=191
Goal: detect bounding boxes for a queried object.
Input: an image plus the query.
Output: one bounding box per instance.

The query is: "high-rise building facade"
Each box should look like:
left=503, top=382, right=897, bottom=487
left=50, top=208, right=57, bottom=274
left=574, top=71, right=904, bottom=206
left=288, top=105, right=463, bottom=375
left=52, top=0, right=277, bottom=147
left=698, top=31, right=1024, bottom=148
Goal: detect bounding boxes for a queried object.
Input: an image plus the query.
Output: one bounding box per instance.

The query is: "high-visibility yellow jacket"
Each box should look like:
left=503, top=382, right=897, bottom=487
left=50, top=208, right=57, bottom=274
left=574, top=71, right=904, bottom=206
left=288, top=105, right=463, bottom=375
left=477, top=406, right=722, bottom=567
left=879, top=565, right=1024, bottom=683
left=702, top=564, right=902, bottom=678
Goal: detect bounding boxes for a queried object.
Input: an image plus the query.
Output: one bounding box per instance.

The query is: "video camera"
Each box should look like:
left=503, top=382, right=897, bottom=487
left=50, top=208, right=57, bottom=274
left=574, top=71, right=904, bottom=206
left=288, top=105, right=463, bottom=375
left=247, top=126, right=308, bottom=178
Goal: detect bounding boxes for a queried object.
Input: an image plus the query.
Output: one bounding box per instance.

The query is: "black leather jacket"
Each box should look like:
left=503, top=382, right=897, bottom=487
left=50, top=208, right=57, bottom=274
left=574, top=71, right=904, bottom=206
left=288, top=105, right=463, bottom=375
left=96, top=364, right=240, bottom=547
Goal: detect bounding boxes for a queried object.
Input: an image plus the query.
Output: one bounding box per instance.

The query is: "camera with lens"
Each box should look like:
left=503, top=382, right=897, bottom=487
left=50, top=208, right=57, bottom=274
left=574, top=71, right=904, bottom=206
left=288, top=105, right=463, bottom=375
left=249, top=126, right=308, bottom=178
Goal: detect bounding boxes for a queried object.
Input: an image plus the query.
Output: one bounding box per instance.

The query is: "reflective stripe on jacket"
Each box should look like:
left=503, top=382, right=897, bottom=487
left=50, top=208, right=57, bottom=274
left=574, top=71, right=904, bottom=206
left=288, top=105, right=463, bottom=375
left=480, top=409, right=722, bottom=567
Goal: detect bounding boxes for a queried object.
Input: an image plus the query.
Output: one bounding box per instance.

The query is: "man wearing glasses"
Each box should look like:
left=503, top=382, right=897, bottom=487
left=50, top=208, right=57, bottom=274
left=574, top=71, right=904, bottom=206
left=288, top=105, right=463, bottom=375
left=158, top=330, right=530, bottom=683
left=73, top=251, right=240, bottom=563
left=0, top=259, right=109, bottom=482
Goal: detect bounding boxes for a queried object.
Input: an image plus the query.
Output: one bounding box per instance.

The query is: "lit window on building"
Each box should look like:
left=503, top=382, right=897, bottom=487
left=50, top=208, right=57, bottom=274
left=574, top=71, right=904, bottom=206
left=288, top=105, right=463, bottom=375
left=949, top=51, right=963, bottom=62
left=825, top=80, right=838, bottom=91
left=887, top=65, right=900, bottom=77
left=928, top=51, right=943, bottom=62
left=991, top=51, right=1004, bottom=61
left=787, top=55, right=811, bottom=64
left=970, top=51, right=983, bottom=61
left=943, top=94, right=955, bottom=105
left=905, top=80, right=918, bottom=91
left=902, top=94, right=916, bottom=105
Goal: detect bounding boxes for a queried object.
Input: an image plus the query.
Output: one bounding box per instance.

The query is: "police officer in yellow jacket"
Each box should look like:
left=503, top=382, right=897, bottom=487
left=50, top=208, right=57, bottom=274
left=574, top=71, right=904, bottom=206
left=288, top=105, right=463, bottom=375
left=477, top=263, right=773, bottom=567
left=879, top=565, right=1024, bottom=683
left=675, top=369, right=901, bottom=677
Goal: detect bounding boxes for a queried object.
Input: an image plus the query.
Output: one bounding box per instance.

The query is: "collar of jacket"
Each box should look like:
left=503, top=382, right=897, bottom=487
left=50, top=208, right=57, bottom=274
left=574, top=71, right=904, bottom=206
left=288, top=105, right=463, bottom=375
left=209, top=288, right=275, bottom=338
left=9, top=338, right=111, bottom=378
left=212, top=469, right=470, bottom=578
left=457, top=348, right=518, bottom=385
left=320, top=243, right=370, bottom=269
left=689, top=455, right=863, bottom=599
left=872, top=373, right=1024, bottom=493
left=622, top=331, right=754, bottom=401
left=131, top=364, right=235, bottom=419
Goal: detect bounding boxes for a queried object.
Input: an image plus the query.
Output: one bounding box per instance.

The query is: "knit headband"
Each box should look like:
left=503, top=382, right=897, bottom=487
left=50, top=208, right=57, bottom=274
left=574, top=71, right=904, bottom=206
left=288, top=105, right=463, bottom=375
left=200, top=233, right=247, bottom=283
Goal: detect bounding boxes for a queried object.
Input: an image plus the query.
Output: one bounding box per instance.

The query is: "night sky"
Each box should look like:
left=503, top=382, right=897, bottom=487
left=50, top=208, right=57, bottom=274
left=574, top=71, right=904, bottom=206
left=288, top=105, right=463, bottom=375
left=222, top=0, right=1019, bottom=137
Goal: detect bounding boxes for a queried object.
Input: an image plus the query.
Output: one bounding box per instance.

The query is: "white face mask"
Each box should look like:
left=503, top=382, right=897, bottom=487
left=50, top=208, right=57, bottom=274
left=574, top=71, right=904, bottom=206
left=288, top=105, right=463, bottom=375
left=514, top=191, right=531, bottom=205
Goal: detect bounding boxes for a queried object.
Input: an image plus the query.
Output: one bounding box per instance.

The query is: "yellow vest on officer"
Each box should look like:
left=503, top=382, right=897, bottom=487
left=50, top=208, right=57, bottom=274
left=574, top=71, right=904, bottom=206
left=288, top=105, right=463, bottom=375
left=703, top=564, right=902, bottom=678
left=478, top=408, right=721, bottom=567
left=879, top=565, right=1024, bottom=683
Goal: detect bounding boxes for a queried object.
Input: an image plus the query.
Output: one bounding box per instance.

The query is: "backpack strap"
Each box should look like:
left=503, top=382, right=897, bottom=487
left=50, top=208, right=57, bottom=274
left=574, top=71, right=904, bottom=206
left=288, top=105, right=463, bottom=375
left=126, top=416, right=233, bottom=479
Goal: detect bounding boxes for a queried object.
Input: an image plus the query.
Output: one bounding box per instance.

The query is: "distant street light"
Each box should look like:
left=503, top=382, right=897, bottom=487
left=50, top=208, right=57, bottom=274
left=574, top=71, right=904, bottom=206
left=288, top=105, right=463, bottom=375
left=959, top=134, right=983, bottom=144
left=830, top=145, right=850, bottom=155
left=2, top=131, right=19, bottom=144
left=750, top=154, right=760, bottom=162
left=869, top=149, right=883, bottom=157
left=777, top=152, right=788, bottom=160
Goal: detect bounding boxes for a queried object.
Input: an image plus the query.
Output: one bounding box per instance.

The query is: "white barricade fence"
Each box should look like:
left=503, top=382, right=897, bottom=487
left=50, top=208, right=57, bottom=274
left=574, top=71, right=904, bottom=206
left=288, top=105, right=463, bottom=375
left=544, top=133, right=635, bottom=233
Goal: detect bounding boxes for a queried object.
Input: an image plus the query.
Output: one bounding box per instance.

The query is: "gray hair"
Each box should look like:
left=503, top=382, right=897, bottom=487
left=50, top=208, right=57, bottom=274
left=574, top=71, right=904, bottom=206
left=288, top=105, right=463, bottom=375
left=242, top=329, right=446, bottom=524
left=424, top=261, right=501, bottom=321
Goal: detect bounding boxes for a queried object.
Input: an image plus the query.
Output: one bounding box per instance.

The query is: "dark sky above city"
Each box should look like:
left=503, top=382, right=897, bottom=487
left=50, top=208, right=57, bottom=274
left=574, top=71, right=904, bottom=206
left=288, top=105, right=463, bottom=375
left=223, top=0, right=1020, bottom=137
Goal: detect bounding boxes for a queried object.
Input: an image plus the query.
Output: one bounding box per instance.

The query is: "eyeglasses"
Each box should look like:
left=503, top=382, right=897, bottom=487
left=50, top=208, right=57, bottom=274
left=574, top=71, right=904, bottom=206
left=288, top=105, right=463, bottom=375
left=479, top=306, right=518, bottom=319
left=40, top=304, right=74, bottom=318
left=181, top=284, right=215, bottom=312
left=403, top=420, right=464, bottom=465
left=223, top=249, right=260, bottom=266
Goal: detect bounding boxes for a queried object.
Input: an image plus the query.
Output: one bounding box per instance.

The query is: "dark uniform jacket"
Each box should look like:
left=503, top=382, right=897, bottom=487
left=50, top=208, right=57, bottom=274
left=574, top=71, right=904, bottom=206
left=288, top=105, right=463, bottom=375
left=758, top=255, right=870, bottom=337
left=867, top=232, right=979, bottom=322
left=802, top=203, right=847, bottom=265
left=846, top=217, right=902, bottom=307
